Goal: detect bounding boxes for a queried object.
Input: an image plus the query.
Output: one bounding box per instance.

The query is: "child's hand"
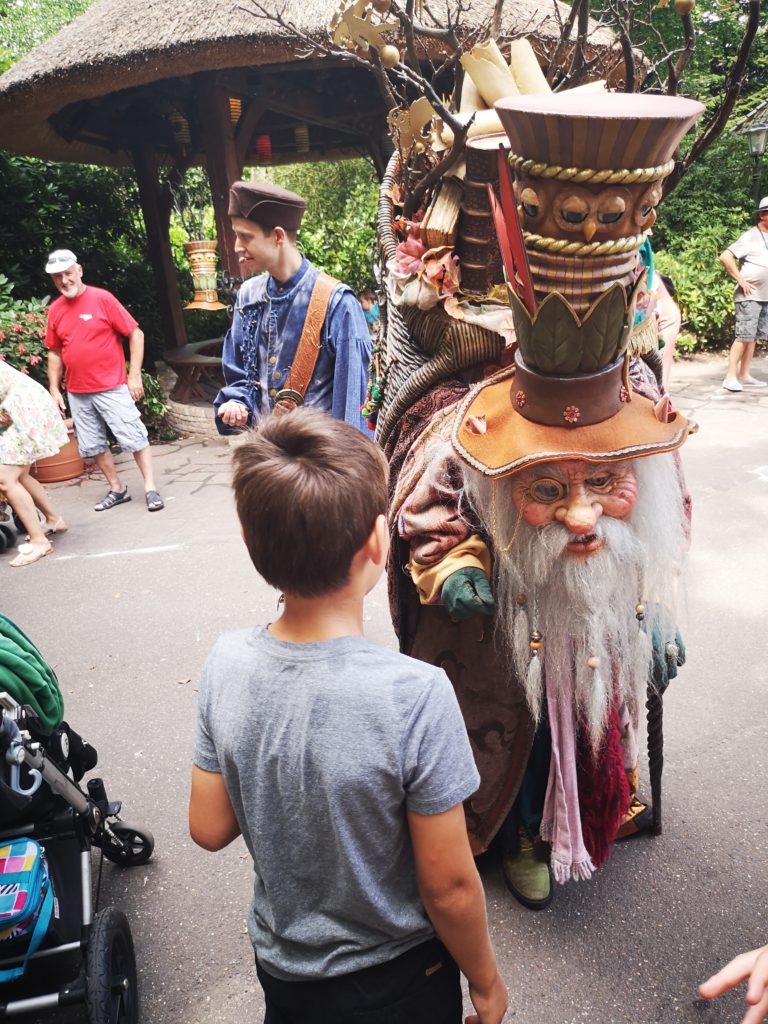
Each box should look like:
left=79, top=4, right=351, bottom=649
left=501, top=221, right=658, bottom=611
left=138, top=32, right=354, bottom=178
left=699, top=944, right=768, bottom=1024
left=465, top=970, right=508, bottom=1024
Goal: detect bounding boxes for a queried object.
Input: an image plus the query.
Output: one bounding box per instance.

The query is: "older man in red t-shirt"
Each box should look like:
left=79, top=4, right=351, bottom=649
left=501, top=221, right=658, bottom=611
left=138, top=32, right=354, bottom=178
left=44, top=249, right=164, bottom=512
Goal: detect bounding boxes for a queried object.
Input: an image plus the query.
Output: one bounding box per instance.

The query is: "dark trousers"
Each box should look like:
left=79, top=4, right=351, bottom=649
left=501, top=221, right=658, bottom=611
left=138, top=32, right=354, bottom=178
left=255, top=937, right=462, bottom=1024
left=502, top=715, right=552, bottom=856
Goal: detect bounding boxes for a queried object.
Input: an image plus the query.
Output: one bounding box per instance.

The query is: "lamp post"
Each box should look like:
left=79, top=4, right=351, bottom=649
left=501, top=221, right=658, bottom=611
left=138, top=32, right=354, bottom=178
left=745, top=123, right=768, bottom=209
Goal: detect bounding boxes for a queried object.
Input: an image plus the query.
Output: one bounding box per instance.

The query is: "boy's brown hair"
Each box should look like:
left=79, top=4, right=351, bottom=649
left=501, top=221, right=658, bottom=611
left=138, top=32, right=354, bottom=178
left=232, top=409, right=389, bottom=597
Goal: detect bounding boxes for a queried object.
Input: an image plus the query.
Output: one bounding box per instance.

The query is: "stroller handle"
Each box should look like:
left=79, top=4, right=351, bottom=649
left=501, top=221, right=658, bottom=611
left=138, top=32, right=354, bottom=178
left=1, top=706, right=89, bottom=814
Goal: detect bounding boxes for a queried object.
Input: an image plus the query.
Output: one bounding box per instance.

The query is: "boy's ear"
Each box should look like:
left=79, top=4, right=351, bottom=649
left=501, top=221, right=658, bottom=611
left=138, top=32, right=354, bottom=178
left=364, top=514, right=389, bottom=566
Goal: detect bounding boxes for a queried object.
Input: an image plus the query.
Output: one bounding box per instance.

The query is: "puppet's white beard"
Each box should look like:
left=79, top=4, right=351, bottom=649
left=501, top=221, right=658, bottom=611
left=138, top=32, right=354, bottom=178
left=462, top=455, right=686, bottom=741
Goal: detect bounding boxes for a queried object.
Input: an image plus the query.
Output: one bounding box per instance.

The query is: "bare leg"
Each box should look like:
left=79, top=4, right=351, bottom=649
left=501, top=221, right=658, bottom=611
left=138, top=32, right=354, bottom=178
left=19, top=467, right=65, bottom=529
left=726, top=340, right=751, bottom=380
left=737, top=340, right=756, bottom=380
left=132, top=446, right=156, bottom=492
left=92, top=450, right=124, bottom=492
left=0, top=465, right=49, bottom=547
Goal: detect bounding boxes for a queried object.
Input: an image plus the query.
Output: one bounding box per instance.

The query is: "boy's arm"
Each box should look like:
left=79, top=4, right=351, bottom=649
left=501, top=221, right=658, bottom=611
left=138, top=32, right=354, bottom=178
left=189, top=765, right=242, bottom=851
left=407, top=804, right=508, bottom=1024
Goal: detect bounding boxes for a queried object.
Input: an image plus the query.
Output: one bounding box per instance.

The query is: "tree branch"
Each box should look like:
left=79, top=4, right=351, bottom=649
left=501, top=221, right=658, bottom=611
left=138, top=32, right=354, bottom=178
left=490, top=0, right=506, bottom=40
left=672, top=11, right=695, bottom=85
left=664, top=0, right=762, bottom=195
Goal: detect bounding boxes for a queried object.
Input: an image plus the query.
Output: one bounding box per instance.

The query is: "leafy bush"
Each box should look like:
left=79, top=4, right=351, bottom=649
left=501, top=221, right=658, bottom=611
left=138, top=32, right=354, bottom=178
left=654, top=226, right=738, bottom=350
left=0, top=275, right=50, bottom=384
left=135, top=369, right=176, bottom=442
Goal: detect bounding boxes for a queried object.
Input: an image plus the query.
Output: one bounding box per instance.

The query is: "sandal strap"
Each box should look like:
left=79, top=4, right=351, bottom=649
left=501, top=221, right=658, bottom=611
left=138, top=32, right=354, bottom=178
left=95, top=488, right=130, bottom=510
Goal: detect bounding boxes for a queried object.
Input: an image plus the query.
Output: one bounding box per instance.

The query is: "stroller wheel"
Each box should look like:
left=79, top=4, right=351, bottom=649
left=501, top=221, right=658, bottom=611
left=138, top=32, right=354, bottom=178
left=86, top=907, right=139, bottom=1024
left=102, top=822, right=155, bottom=867
left=0, top=529, right=8, bottom=553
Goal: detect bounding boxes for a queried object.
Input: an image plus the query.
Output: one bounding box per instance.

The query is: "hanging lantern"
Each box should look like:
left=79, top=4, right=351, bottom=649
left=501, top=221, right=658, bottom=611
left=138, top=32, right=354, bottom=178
left=169, top=110, right=191, bottom=147
left=294, top=124, right=310, bottom=154
left=255, top=134, right=273, bottom=163
left=229, top=97, right=242, bottom=125
left=183, top=240, right=226, bottom=311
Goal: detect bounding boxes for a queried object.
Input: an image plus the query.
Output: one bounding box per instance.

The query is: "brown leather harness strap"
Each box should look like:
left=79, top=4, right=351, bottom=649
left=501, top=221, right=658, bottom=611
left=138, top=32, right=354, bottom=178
left=274, top=272, right=338, bottom=413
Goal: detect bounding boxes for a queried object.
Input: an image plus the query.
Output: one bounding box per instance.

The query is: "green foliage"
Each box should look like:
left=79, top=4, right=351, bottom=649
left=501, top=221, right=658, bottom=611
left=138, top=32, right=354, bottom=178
left=131, top=367, right=176, bottom=442
left=0, top=151, right=172, bottom=363
left=0, top=0, right=95, bottom=72
left=653, top=132, right=758, bottom=350
left=266, top=160, right=379, bottom=291
left=170, top=169, right=216, bottom=241
left=655, top=234, right=736, bottom=349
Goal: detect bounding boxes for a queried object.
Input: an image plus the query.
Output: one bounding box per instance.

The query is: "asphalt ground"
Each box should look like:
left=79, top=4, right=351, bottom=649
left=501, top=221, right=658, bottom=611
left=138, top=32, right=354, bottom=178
left=2, top=353, right=767, bottom=1024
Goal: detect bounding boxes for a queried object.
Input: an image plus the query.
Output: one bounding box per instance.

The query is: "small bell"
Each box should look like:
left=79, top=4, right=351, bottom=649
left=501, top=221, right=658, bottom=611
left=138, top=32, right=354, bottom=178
left=516, top=594, right=527, bottom=607
left=635, top=602, right=645, bottom=622
left=529, top=629, right=543, bottom=653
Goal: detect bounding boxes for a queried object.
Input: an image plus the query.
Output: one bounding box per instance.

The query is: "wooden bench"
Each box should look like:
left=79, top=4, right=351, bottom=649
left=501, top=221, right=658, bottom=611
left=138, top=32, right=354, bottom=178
left=162, top=338, right=224, bottom=402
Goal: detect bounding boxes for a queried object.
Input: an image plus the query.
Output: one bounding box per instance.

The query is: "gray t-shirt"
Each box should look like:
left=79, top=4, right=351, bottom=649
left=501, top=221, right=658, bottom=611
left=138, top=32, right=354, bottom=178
left=193, top=626, right=480, bottom=981
left=728, top=225, right=768, bottom=302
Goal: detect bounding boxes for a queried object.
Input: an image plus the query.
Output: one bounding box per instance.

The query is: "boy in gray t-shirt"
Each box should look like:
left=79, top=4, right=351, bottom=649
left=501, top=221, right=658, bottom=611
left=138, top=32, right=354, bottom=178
left=189, top=409, right=508, bottom=1024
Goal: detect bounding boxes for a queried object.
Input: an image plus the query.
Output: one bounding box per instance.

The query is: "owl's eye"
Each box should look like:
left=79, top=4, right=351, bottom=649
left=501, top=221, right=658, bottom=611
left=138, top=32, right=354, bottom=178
left=557, top=193, right=590, bottom=225
left=597, top=194, right=626, bottom=225
left=520, top=187, right=539, bottom=219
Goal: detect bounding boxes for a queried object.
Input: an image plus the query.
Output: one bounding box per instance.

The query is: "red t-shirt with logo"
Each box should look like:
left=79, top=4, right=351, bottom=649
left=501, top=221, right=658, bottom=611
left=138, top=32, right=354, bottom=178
left=45, top=286, right=138, bottom=393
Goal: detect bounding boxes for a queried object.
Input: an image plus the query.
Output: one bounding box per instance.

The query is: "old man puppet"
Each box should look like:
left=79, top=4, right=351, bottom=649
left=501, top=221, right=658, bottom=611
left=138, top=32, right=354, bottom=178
left=385, top=92, right=703, bottom=910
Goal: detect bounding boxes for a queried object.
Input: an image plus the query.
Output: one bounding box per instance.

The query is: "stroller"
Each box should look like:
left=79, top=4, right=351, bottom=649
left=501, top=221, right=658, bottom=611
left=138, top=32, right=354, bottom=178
left=0, top=500, right=18, bottom=555
left=0, top=615, right=154, bottom=1022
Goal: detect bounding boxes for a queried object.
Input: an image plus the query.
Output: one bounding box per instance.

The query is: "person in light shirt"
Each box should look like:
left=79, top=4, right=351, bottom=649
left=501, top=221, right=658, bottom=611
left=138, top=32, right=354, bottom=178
left=719, top=197, right=768, bottom=392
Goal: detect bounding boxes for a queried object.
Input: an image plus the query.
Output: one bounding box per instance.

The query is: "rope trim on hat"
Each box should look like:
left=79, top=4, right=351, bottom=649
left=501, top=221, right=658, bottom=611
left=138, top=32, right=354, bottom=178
left=523, top=231, right=649, bottom=257
left=508, top=154, right=675, bottom=185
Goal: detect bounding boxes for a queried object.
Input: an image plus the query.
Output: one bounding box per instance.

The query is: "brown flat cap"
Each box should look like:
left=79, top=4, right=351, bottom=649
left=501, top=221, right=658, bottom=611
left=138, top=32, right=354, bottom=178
left=228, top=181, right=306, bottom=230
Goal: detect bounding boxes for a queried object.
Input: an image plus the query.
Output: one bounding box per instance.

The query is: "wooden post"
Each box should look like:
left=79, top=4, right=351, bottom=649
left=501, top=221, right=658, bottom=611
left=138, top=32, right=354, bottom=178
left=196, top=73, right=241, bottom=279
left=132, top=142, right=188, bottom=351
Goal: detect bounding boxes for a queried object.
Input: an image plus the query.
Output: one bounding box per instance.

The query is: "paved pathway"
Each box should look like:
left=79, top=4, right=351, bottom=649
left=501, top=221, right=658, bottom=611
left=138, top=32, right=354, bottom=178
left=3, top=354, right=767, bottom=1023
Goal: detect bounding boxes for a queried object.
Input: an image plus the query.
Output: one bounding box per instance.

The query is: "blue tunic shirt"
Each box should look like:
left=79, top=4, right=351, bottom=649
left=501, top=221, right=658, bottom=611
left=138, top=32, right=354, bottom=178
left=214, top=257, right=372, bottom=434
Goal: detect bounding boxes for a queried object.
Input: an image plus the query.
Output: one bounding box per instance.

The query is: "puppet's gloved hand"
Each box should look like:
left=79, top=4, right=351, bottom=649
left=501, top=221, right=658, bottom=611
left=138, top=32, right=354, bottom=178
left=441, top=568, right=496, bottom=621
left=650, top=621, right=686, bottom=695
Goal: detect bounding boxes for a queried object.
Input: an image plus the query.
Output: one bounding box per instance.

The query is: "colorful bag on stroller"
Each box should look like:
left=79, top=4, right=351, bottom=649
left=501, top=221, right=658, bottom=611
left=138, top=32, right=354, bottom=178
left=0, top=837, right=54, bottom=981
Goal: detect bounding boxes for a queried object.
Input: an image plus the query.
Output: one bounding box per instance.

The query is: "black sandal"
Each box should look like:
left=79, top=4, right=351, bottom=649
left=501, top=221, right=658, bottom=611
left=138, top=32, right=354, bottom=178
left=145, top=490, right=165, bottom=512
left=94, top=488, right=131, bottom=512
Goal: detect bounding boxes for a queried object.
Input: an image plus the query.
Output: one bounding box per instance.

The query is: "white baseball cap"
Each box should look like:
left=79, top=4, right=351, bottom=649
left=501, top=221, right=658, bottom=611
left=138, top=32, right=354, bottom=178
left=758, top=196, right=768, bottom=212
left=45, top=249, right=78, bottom=274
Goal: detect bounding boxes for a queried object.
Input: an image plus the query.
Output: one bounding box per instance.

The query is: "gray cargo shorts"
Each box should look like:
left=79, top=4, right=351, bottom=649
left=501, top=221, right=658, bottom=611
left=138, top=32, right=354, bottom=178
left=68, top=385, right=149, bottom=458
left=734, top=299, right=768, bottom=342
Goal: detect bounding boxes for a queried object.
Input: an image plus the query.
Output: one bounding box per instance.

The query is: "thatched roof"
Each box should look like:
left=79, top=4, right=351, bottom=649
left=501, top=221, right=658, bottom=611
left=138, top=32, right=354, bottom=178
left=0, top=0, right=615, bottom=167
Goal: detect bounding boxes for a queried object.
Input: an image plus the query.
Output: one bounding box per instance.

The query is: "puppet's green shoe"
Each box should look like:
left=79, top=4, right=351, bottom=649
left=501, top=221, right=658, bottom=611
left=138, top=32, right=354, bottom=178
left=502, top=830, right=552, bottom=910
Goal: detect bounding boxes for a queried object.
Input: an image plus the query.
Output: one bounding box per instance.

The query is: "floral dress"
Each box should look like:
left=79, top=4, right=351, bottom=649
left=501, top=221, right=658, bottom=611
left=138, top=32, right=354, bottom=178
left=0, top=361, right=68, bottom=466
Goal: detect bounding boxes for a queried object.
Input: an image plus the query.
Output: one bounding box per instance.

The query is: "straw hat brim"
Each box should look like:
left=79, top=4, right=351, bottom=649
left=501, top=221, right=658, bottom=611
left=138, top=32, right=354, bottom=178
left=452, top=366, right=692, bottom=478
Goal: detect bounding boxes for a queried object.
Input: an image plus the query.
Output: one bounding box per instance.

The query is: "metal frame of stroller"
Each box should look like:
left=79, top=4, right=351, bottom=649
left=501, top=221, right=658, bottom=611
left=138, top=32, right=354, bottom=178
left=0, top=693, right=154, bottom=1022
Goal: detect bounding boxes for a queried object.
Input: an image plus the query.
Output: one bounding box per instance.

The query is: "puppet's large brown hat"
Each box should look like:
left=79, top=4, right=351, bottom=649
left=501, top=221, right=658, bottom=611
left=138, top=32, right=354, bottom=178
left=452, top=92, right=704, bottom=478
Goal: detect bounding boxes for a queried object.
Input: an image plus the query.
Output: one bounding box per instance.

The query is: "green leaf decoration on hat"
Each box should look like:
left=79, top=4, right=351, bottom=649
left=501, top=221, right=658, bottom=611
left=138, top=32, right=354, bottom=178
left=579, top=284, right=629, bottom=371
left=508, top=285, right=632, bottom=375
